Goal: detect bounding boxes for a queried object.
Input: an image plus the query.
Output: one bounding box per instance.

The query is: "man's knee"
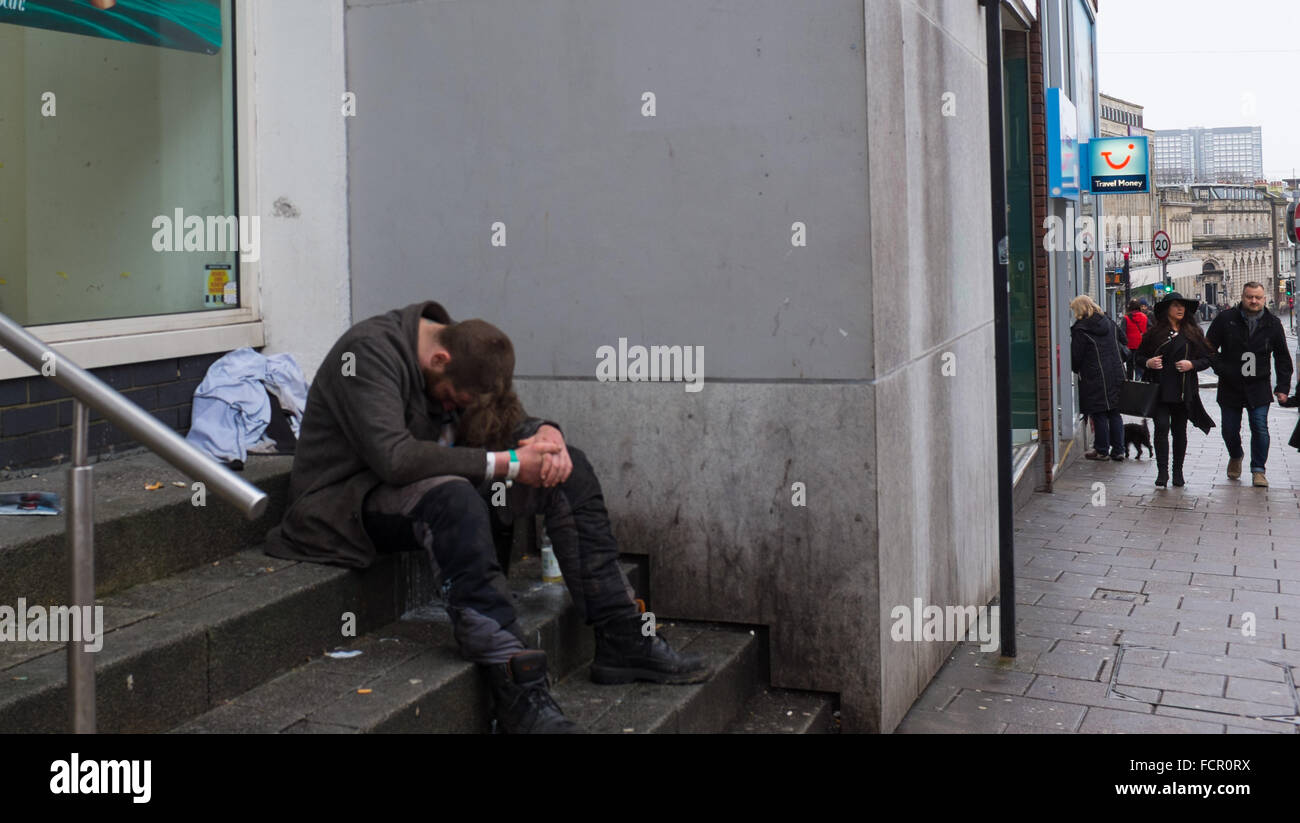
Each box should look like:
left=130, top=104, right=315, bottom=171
left=567, top=445, right=591, bottom=472
left=1249, top=409, right=1269, bottom=431
left=366, top=474, right=478, bottom=518
left=394, top=479, right=496, bottom=569
left=561, top=445, right=602, bottom=495
left=411, top=476, right=491, bottom=525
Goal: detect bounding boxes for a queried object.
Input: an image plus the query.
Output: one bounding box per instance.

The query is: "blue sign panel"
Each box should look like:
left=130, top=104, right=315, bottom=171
left=1046, top=89, right=1079, bottom=200
left=1084, top=136, right=1150, bottom=194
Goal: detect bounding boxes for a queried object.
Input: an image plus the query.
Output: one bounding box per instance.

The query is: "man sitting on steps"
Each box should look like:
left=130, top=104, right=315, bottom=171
left=264, top=300, right=708, bottom=733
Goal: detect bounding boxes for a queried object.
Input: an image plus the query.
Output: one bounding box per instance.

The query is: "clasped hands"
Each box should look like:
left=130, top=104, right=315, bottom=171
left=512, top=424, right=573, bottom=488
left=1145, top=356, right=1194, bottom=372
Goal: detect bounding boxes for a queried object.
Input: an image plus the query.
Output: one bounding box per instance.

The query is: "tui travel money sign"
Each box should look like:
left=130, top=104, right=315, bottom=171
left=1084, top=136, right=1150, bottom=195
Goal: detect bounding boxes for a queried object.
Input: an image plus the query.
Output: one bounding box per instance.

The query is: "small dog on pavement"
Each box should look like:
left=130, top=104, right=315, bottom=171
left=1124, top=419, right=1152, bottom=460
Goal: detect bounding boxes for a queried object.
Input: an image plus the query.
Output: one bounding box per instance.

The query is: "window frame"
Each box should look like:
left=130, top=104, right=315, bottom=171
left=0, top=0, right=262, bottom=380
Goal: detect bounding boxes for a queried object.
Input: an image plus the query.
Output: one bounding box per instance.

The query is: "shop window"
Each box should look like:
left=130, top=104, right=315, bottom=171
left=0, top=1, right=237, bottom=326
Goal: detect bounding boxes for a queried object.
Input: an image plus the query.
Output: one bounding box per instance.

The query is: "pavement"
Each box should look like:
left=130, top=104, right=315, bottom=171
left=897, top=388, right=1300, bottom=734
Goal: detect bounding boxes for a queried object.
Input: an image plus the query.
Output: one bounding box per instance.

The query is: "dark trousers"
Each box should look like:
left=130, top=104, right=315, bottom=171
left=1152, top=402, right=1189, bottom=472
left=1125, top=352, right=1145, bottom=382
left=1090, top=409, right=1123, bottom=456
left=1219, top=403, right=1270, bottom=473
left=501, top=447, right=638, bottom=627
left=361, top=446, right=636, bottom=665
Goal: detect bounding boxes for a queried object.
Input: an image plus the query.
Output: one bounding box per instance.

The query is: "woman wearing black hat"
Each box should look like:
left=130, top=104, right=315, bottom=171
left=1136, top=292, right=1216, bottom=487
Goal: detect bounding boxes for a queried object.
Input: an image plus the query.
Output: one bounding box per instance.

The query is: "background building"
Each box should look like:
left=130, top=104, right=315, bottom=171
left=1189, top=184, right=1276, bottom=306
left=1153, top=126, right=1264, bottom=185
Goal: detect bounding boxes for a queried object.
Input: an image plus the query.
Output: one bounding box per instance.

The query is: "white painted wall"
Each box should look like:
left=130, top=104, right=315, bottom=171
left=245, top=0, right=352, bottom=384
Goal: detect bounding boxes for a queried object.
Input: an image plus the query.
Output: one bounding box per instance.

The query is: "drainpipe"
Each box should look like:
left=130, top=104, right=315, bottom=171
left=980, top=0, right=1015, bottom=658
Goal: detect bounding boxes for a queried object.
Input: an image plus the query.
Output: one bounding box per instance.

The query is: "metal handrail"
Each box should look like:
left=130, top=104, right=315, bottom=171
left=0, top=311, right=269, bottom=733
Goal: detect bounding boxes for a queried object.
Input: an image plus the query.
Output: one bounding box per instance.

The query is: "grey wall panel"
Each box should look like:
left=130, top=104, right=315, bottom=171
left=345, top=0, right=871, bottom=380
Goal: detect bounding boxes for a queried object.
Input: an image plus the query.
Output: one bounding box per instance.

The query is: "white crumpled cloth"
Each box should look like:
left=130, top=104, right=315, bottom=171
left=185, top=347, right=308, bottom=463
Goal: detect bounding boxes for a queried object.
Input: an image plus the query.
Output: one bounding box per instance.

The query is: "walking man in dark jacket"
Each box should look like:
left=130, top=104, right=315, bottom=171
left=1205, top=282, right=1294, bottom=487
left=265, top=301, right=707, bottom=733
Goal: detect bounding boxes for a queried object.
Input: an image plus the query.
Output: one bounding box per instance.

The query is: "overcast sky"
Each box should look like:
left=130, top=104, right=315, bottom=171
left=1096, top=0, right=1300, bottom=180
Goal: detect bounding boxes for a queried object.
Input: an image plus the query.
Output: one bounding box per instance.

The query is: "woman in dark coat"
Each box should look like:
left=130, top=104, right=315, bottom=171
left=1070, top=295, right=1128, bottom=461
left=1136, top=292, right=1216, bottom=487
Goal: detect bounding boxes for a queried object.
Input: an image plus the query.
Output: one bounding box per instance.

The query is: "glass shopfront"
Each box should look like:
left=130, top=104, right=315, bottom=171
left=1003, top=32, right=1038, bottom=447
left=0, top=0, right=237, bottom=327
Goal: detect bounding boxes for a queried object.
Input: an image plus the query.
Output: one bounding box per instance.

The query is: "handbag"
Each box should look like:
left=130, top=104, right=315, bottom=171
left=1113, top=316, right=1157, bottom=418
left=1119, top=379, right=1158, bottom=418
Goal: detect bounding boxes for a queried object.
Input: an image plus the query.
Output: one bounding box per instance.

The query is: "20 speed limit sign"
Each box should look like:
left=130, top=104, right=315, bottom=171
left=1152, top=230, right=1170, bottom=261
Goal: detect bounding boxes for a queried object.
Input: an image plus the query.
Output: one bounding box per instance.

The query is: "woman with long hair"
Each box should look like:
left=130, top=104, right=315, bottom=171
left=1135, top=292, right=1216, bottom=487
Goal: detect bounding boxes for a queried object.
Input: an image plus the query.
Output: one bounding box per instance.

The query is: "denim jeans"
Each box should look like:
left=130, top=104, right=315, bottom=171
left=1091, top=409, right=1124, bottom=457
left=1220, top=403, right=1270, bottom=473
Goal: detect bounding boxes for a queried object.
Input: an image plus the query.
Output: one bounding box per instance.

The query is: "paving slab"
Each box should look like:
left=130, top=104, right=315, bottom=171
left=1077, top=706, right=1225, bottom=734
left=942, top=691, right=1087, bottom=731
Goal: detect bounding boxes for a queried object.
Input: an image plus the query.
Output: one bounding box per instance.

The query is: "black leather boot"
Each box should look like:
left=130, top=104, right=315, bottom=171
left=591, top=614, right=711, bottom=685
left=483, top=651, right=582, bottom=734
left=1172, top=458, right=1185, bottom=487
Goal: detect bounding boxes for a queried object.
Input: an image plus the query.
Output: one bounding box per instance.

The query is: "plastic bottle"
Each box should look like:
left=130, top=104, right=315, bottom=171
left=540, top=529, right=563, bottom=583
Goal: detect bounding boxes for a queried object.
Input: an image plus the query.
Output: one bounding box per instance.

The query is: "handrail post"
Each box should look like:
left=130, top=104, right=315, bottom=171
left=68, top=400, right=95, bottom=734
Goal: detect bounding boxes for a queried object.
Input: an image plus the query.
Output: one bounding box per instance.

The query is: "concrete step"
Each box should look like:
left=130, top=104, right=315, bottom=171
left=0, top=451, right=293, bottom=607
left=548, top=622, right=761, bottom=733
left=725, top=687, right=839, bottom=733
left=0, top=546, right=400, bottom=733
left=171, top=563, right=643, bottom=733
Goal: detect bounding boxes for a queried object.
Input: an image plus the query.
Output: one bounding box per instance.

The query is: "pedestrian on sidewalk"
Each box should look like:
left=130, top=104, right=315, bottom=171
left=1070, top=295, right=1128, bottom=462
left=1136, top=292, right=1216, bottom=487
left=1123, top=299, right=1148, bottom=380
left=1205, top=282, right=1294, bottom=487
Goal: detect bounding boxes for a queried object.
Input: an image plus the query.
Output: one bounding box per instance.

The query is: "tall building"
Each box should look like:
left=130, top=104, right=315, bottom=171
left=1153, top=126, right=1264, bottom=185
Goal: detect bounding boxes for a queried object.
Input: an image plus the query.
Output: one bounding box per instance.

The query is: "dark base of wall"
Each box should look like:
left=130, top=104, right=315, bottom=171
left=0, top=353, right=224, bottom=471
